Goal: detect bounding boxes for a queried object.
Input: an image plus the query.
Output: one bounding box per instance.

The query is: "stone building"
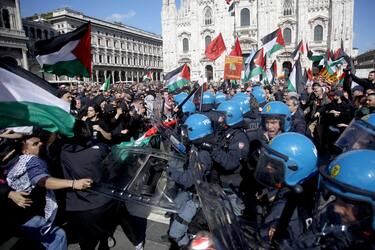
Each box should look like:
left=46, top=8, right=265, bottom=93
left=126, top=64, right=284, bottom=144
left=162, top=0, right=355, bottom=81
left=22, top=18, right=57, bottom=81
left=0, top=0, right=28, bottom=69
left=26, top=8, right=163, bottom=84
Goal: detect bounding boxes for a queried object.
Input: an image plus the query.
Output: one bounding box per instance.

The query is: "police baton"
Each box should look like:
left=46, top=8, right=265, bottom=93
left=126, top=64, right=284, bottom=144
left=172, top=83, right=200, bottom=116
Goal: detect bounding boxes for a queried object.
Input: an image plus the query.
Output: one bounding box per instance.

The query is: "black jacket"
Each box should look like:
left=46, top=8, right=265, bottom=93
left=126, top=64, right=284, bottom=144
left=291, top=108, right=307, bottom=135
left=351, top=74, right=375, bottom=91
left=60, top=140, right=111, bottom=211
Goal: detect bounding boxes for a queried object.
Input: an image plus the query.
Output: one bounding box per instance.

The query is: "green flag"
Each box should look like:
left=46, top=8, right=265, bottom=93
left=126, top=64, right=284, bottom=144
left=100, top=76, right=111, bottom=91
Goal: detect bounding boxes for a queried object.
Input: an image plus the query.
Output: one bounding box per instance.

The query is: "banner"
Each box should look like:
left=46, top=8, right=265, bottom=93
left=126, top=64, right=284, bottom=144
left=319, top=67, right=338, bottom=85
left=224, top=56, right=243, bottom=80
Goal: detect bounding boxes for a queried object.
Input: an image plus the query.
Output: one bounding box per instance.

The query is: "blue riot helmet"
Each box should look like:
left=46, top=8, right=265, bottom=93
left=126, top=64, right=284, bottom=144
left=319, top=149, right=375, bottom=230
left=232, top=96, right=251, bottom=115
left=215, top=91, right=227, bottom=104
left=335, top=114, right=375, bottom=152
left=261, top=101, right=292, bottom=134
left=252, top=86, right=267, bottom=106
left=181, top=100, right=196, bottom=114
left=202, top=91, right=215, bottom=105
left=183, top=114, right=213, bottom=141
left=255, top=132, right=318, bottom=188
left=174, top=92, right=189, bottom=106
left=216, top=101, right=243, bottom=126
left=232, top=92, right=249, bottom=101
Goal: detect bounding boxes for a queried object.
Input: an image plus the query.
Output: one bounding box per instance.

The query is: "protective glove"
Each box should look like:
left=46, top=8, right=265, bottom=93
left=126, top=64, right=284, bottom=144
left=200, top=142, right=214, bottom=152
left=227, top=193, right=245, bottom=216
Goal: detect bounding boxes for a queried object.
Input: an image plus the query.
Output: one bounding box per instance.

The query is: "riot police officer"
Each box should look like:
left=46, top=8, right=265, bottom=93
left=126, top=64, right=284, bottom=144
left=231, top=93, right=261, bottom=132
left=241, top=101, right=301, bottom=223
left=214, top=91, right=227, bottom=107
left=244, top=101, right=292, bottom=176
left=166, top=114, right=214, bottom=248
left=210, top=101, right=250, bottom=188
left=167, top=113, right=213, bottom=188
left=253, top=132, right=318, bottom=246
left=201, top=91, right=215, bottom=112
left=200, top=91, right=226, bottom=132
left=284, top=149, right=375, bottom=249
left=252, top=85, right=267, bottom=107
left=334, top=113, right=375, bottom=153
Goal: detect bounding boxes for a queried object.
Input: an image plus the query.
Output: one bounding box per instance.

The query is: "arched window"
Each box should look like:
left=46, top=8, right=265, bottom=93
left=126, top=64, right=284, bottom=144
left=204, top=7, right=212, bottom=26
left=182, top=38, right=189, bottom=53
left=36, top=29, right=42, bottom=40
left=283, top=0, right=294, bottom=16
left=44, top=30, right=48, bottom=39
left=283, top=28, right=292, bottom=45
left=2, top=9, right=10, bottom=29
left=240, top=8, right=250, bottom=27
left=205, top=36, right=211, bottom=48
left=50, top=31, right=54, bottom=37
left=314, top=25, right=323, bottom=42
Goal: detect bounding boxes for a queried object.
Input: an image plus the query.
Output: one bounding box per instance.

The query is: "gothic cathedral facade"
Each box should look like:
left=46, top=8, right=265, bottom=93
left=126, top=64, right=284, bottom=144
left=161, top=0, right=354, bottom=81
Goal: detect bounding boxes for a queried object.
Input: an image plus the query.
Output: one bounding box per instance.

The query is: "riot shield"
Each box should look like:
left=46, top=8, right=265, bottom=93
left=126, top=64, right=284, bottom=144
left=152, top=93, right=187, bottom=155
left=195, top=181, right=250, bottom=250
left=91, top=147, right=185, bottom=217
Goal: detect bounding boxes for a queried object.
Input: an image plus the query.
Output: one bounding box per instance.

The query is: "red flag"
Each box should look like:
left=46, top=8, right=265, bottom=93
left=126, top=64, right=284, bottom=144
left=205, top=33, right=227, bottom=61
left=181, top=63, right=190, bottom=81
left=229, top=37, right=242, bottom=57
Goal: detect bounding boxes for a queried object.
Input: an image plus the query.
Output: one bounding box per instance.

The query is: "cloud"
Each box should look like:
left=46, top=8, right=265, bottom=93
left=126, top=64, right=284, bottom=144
left=106, top=10, right=136, bottom=22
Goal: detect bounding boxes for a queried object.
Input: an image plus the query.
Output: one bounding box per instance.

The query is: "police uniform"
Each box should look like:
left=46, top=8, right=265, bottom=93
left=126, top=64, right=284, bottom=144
left=168, top=149, right=212, bottom=189
left=210, top=126, right=249, bottom=189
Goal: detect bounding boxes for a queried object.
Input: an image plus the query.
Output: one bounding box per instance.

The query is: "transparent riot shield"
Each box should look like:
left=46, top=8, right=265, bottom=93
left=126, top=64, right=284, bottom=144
left=152, top=93, right=187, bottom=155
left=91, top=147, right=185, bottom=217
left=195, top=181, right=250, bottom=250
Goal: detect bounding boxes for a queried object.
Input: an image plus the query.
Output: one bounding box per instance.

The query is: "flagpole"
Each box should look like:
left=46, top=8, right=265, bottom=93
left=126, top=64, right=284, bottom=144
left=233, top=0, right=237, bottom=40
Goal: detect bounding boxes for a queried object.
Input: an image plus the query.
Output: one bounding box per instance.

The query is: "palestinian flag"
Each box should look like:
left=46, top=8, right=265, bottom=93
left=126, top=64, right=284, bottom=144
left=100, top=76, right=111, bottom=91
left=306, top=68, right=313, bottom=81
left=35, top=22, right=91, bottom=77
left=324, top=60, right=338, bottom=75
left=266, top=60, right=278, bottom=84
left=143, top=72, right=153, bottom=82
left=164, top=64, right=190, bottom=93
left=244, top=48, right=265, bottom=80
left=291, top=40, right=306, bottom=61
left=0, top=59, right=75, bottom=137
left=261, top=28, right=285, bottom=56
left=112, top=120, right=177, bottom=161
left=287, top=57, right=305, bottom=94
left=228, top=1, right=235, bottom=16
left=333, top=39, right=347, bottom=61
left=306, top=43, right=324, bottom=62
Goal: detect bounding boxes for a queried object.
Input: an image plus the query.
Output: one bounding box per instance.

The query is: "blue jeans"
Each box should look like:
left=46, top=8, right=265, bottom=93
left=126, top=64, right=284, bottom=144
left=21, top=216, right=67, bottom=250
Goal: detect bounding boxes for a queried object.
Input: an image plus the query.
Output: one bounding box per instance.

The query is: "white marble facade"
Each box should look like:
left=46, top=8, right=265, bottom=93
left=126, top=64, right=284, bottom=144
left=162, top=0, right=355, bottom=81
left=0, top=0, right=28, bottom=70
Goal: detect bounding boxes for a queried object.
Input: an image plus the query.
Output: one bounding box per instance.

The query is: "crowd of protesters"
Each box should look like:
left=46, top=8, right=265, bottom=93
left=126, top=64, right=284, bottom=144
left=1, top=66, right=375, bottom=250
